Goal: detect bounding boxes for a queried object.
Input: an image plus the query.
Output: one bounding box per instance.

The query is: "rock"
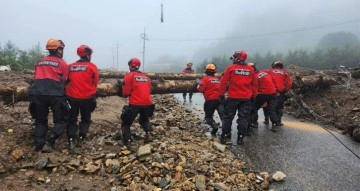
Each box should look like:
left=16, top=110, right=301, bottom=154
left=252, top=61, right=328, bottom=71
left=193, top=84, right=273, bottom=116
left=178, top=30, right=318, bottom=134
left=10, top=148, right=24, bottom=160
left=272, top=171, right=286, bottom=181
left=158, top=178, right=169, bottom=189
left=175, top=165, right=183, bottom=172
left=24, top=170, right=34, bottom=177
left=34, top=157, right=49, bottom=170
left=194, top=175, right=206, bottom=191
left=137, top=144, right=152, bottom=161
left=69, top=159, right=81, bottom=167
left=213, top=142, right=226, bottom=152
left=37, top=177, right=45, bottom=183
left=121, top=150, right=131, bottom=156
left=105, top=153, right=117, bottom=159
left=84, top=162, right=100, bottom=173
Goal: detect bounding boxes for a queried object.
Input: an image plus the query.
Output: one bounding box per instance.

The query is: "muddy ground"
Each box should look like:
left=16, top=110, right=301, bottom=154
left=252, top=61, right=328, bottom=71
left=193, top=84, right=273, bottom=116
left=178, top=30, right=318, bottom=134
left=0, top=69, right=359, bottom=191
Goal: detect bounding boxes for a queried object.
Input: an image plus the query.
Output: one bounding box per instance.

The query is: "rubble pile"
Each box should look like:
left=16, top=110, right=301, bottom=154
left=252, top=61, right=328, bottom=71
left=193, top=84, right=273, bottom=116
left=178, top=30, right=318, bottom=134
left=0, top=94, right=281, bottom=190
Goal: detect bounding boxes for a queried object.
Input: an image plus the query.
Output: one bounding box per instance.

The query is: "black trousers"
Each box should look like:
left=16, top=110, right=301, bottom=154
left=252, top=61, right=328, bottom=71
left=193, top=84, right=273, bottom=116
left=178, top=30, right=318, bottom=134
left=182, top=93, right=193, bottom=99
left=204, top=99, right=224, bottom=126
left=276, top=93, right=286, bottom=122
left=121, top=105, right=152, bottom=141
left=251, top=93, right=278, bottom=125
left=222, top=99, right=252, bottom=136
left=31, top=95, right=69, bottom=147
left=66, top=98, right=96, bottom=140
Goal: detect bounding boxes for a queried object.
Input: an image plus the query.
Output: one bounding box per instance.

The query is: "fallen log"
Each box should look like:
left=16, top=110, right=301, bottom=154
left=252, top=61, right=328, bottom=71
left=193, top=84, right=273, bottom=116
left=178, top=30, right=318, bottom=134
left=24, top=70, right=210, bottom=81
left=1, top=80, right=198, bottom=103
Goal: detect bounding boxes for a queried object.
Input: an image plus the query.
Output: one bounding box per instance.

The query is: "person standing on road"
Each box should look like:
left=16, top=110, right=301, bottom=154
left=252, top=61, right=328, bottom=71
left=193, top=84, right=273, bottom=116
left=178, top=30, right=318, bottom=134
left=196, top=63, right=224, bottom=135
left=248, top=63, right=280, bottom=132
left=65, top=45, right=99, bottom=153
left=120, top=58, right=153, bottom=148
left=219, top=50, right=257, bottom=145
left=269, top=61, right=292, bottom=126
left=182, top=61, right=195, bottom=102
left=28, top=38, right=69, bottom=152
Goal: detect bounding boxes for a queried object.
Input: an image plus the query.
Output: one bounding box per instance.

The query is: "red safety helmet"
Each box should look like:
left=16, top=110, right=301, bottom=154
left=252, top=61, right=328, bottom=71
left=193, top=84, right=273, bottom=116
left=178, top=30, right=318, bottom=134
left=232, top=50, right=247, bottom=62
left=128, top=57, right=141, bottom=69
left=77, top=45, right=93, bottom=57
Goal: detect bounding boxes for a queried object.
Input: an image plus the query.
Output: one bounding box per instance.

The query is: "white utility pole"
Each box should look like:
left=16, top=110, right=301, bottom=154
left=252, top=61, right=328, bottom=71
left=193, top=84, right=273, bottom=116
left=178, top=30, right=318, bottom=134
left=140, top=28, right=148, bottom=71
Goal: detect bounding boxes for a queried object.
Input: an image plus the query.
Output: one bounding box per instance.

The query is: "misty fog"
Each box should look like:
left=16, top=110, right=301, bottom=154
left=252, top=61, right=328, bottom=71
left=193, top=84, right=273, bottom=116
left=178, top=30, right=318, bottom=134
left=1, top=0, right=359, bottom=72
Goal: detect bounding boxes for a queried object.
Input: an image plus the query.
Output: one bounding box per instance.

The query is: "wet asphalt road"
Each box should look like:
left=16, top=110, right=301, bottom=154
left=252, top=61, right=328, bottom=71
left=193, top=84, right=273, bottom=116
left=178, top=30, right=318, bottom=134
left=175, top=93, right=360, bottom=191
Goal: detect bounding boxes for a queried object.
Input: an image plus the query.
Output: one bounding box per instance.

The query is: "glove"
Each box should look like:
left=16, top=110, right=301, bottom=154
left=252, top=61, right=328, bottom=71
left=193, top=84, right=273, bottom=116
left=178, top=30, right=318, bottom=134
left=195, top=78, right=201, bottom=85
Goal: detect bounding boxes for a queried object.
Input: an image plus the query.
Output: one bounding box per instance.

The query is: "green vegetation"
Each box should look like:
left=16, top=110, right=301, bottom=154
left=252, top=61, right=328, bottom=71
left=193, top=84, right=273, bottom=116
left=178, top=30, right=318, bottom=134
left=197, top=32, right=360, bottom=72
left=0, top=41, right=45, bottom=71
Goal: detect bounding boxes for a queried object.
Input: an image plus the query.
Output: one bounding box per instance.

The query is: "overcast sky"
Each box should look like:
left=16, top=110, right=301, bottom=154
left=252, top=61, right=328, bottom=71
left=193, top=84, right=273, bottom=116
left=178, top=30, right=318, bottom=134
left=1, top=0, right=360, bottom=71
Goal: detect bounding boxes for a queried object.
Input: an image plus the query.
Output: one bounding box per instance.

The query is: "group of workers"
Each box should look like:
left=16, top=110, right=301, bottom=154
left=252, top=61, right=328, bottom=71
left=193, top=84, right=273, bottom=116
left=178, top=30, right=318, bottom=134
left=196, top=50, right=292, bottom=145
left=28, top=38, right=291, bottom=152
left=29, top=38, right=155, bottom=152
left=29, top=38, right=99, bottom=153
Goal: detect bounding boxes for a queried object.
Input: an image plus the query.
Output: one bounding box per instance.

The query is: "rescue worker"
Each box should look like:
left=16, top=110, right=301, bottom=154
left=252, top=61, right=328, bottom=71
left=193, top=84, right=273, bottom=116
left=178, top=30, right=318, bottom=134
left=196, top=63, right=224, bottom=135
left=182, top=61, right=195, bottom=102
left=65, top=45, right=99, bottom=153
left=249, top=63, right=280, bottom=132
left=269, top=61, right=292, bottom=126
left=28, top=38, right=69, bottom=152
left=120, top=58, right=153, bottom=148
left=262, top=103, right=270, bottom=124
left=246, top=63, right=258, bottom=136
left=219, top=50, right=257, bottom=145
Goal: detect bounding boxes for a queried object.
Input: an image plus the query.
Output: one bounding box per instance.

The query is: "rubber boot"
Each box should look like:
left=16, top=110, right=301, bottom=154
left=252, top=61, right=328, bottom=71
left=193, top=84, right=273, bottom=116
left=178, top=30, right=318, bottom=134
left=237, top=134, right=244, bottom=145
left=271, top=123, right=278, bottom=132
left=123, top=139, right=131, bottom=149
left=220, top=134, right=227, bottom=144
left=69, top=138, right=80, bottom=155
left=77, top=136, right=85, bottom=147
left=42, top=133, right=56, bottom=153
left=144, top=132, right=153, bottom=143
left=210, top=122, right=219, bottom=135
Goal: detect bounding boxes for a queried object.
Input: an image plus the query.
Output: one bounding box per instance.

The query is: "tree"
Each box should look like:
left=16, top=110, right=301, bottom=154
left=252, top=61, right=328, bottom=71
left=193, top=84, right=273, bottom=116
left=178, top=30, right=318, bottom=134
left=0, top=41, right=19, bottom=69
left=318, top=32, right=360, bottom=49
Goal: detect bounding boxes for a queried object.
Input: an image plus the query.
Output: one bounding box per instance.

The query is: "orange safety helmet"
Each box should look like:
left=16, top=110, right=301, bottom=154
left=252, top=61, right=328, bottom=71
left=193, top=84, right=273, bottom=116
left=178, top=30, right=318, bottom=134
left=46, top=38, right=65, bottom=50
left=77, top=45, right=93, bottom=57
left=205, top=63, right=216, bottom=72
left=272, top=61, right=284, bottom=69
left=233, top=49, right=247, bottom=63
left=128, top=57, right=141, bottom=69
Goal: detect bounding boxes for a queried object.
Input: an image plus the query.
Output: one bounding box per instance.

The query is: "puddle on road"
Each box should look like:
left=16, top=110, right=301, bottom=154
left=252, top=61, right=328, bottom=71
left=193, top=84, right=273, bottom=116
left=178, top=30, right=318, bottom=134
left=284, top=121, right=325, bottom=133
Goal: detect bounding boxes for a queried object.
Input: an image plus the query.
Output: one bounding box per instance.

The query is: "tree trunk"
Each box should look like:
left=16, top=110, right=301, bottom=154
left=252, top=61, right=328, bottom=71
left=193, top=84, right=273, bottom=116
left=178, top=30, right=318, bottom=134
left=1, top=80, right=198, bottom=103
left=24, top=70, right=209, bottom=80
left=2, top=70, right=355, bottom=102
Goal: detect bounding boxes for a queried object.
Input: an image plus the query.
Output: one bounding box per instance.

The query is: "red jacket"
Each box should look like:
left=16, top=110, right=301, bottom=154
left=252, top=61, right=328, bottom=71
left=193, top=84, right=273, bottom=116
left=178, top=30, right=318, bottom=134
left=65, top=60, right=99, bottom=99
left=123, top=71, right=152, bottom=106
left=28, top=55, right=68, bottom=96
left=256, top=70, right=277, bottom=94
left=182, top=67, right=195, bottom=74
left=197, top=76, right=221, bottom=100
left=219, top=63, right=258, bottom=99
left=269, top=68, right=292, bottom=92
